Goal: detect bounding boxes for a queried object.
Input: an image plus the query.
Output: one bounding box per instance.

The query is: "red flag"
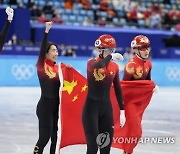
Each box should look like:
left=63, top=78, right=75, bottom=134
left=59, top=64, right=155, bottom=153
left=59, top=63, right=87, bottom=148
left=112, top=80, right=155, bottom=153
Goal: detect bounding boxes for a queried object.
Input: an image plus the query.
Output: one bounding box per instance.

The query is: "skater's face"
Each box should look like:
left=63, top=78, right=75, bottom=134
left=134, top=45, right=151, bottom=59
left=46, top=45, right=58, bottom=62
left=98, top=48, right=115, bottom=58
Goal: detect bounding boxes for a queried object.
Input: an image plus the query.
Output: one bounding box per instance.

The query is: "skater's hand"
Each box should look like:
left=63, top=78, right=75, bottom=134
left=6, top=7, right=14, bottom=21
left=65, top=64, right=72, bottom=68
left=153, top=85, right=159, bottom=94
left=120, top=110, right=126, bottom=128
left=111, top=53, right=124, bottom=61
left=45, top=21, right=52, bottom=33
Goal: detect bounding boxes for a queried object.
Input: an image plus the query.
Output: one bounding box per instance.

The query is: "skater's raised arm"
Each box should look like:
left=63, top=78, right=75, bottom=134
left=0, top=7, right=14, bottom=52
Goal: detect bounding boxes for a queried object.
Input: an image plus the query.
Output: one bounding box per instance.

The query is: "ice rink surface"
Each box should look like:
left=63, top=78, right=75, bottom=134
left=0, top=87, right=179, bottom=154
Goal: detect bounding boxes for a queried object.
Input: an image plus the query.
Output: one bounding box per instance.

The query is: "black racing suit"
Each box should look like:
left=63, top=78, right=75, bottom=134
left=82, top=56, right=124, bottom=154
left=33, top=32, right=60, bottom=154
left=0, top=20, right=11, bottom=52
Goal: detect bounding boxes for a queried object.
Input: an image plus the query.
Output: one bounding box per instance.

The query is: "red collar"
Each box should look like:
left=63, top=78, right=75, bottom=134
left=134, top=55, right=146, bottom=63
left=44, top=58, right=55, bottom=67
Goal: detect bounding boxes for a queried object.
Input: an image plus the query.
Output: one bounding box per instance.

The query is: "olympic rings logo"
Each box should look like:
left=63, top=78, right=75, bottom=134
left=165, top=67, right=180, bottom=81
left=11, top=64, right=35, bottom=80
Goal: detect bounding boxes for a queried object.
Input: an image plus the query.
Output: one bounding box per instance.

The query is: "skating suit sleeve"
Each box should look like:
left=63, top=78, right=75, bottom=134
left=0, top=20, right=11, bottom=53
left=90, top=55, right=112, bottom=68
left=123, top=56, right=152, bottom=81
left=36, top=32, right=48, bottom=68
left=36, top=32, right=60, bottom=98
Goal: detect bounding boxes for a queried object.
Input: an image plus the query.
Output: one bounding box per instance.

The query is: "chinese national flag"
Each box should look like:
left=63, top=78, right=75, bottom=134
left=111, top=80, right=155, bottom=153
left=59, top=63, right=87, bottom=148
left=59, top=64, right=155, bottom=153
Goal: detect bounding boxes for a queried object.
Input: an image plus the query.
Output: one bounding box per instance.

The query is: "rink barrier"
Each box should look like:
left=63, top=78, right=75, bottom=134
left=0, top=56, right=180, bottom=86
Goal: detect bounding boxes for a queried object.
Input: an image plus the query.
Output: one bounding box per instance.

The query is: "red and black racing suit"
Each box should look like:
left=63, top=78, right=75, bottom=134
left=82, top=55, right=124, bottom=154
left=33, top=32, right=60, bottom=154
left=122, top=55, right=152, bottom=154
left=123, top=55, right=152, bottom=80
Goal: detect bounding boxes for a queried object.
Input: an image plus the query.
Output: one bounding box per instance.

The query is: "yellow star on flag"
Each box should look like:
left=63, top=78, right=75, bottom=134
left=72, top=95, right=78, bottom=102
left=81, top=84, right=88, bottom=92
left=63, top=80, right=77, bottom=94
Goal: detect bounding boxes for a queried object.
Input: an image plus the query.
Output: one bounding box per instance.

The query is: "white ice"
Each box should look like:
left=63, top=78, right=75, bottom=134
left=0, top=87, right=179, bottom=154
